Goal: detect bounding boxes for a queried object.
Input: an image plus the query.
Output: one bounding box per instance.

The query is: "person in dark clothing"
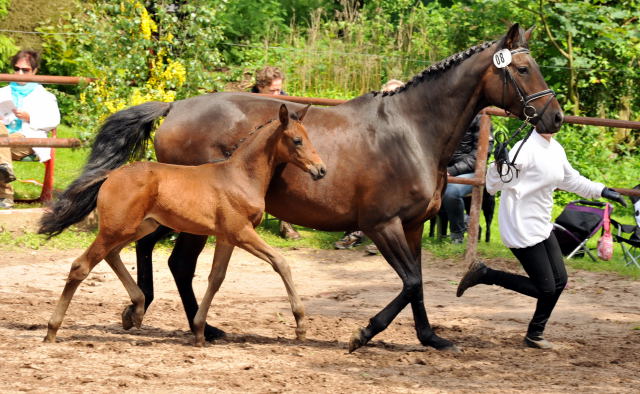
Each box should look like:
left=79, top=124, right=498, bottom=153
left=443, top=114, right=493, bottom=243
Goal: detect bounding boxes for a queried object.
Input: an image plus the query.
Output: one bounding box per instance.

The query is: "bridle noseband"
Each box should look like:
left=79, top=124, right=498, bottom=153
left=501, top=48, right=556, bottom=123
left=494, top=47, right=557, bottom=182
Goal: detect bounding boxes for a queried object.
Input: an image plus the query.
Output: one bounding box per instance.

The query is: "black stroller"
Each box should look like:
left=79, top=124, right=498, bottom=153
left=552, top=200, right=612, bottom=261
left=611, top=184, right=640, bottom=269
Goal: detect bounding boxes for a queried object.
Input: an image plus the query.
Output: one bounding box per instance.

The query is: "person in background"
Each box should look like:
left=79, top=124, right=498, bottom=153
left=442, top=114, right=493, bottom=243
left=251, top=66, right=287, bottom=96
left=0, top=49, right=60, bottom=208
left=456, top=128, right=627, bottom=349
left=251, top=66, right=299, bottom=239
left=334, top=79, right=405, bottom=253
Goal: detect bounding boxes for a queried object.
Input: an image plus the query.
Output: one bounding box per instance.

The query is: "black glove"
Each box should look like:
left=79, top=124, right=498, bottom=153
left=601, top=187, right=627, bottom=207
left=493, top=142, right=509, bottom=165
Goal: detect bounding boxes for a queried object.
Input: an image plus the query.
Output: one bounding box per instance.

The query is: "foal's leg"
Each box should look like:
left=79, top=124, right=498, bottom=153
left=349, top=217, right=455, bottom=352
left=104, top=247, right=146, bottom=331
left=44, top=240, right=112, bottom=342
left=234, top=227, right=306, bottom=341
left=192, top=241, right=235, bottom=346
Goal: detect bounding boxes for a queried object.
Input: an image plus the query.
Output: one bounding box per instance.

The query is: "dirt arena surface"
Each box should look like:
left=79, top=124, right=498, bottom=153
left=1, top=245, right=638, bottom=393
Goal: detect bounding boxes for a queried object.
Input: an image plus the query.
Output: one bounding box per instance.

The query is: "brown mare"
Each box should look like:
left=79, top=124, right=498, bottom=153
left=40, top=25, right=563, bottom=352
left=41, top=104, right=326, bottom=345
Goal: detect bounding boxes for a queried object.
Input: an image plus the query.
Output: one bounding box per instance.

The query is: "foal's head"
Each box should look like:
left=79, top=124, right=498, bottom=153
left=276, top=104, right=326, bottom=180
left=482, top=24, right=564, bottom=133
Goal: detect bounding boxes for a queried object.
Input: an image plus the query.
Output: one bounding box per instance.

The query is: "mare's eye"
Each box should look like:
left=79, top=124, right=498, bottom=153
left=293, top=137, right=303, bottom=146
left=517, top=66, right=529, bottom=75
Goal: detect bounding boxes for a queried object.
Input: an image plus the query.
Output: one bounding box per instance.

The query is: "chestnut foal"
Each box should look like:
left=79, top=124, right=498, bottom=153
left=43, top=104, right=326, bottom=345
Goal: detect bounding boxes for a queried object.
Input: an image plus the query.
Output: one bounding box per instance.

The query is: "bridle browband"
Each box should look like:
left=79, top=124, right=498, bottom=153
left=495, top=47, right=557, bottom=182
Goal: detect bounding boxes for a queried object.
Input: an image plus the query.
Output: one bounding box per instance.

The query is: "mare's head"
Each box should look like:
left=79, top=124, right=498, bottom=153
left=483, top=24, right=563, bottom=133
left=276, top=104, right=326, bottom=180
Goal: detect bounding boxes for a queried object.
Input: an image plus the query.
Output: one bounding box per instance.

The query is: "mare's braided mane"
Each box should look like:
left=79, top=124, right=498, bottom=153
left=372, top=40, right=496, bottom=97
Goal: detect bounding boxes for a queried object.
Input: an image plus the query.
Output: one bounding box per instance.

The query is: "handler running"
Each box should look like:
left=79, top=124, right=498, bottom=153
left=456, top=128, right=626, bottom=349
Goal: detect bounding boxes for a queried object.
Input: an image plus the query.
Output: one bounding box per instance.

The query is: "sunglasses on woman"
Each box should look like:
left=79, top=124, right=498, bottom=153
left=13, top=66, right=33, bottom=73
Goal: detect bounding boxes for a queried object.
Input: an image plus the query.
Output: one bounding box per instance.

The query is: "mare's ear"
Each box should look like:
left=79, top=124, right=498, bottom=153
left=297, top=104, right=311, bottom=122
left=279, top=104, right=289, bottom=128
left=502, top=23, right=522, bottom=50
left=523, top=26, right=535, bottom=47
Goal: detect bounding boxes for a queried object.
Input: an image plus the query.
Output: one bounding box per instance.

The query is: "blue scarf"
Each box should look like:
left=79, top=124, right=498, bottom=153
left=8, top=82, right=38, bottom=133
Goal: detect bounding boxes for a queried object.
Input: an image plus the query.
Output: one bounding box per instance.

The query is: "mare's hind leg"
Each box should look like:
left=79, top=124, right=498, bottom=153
left=134, top=225, right=173, bottom=311
left=349, top=217, right=455, bottom=352
left=192, top=241, right=235, bottom=346
left=169, top=233, right=226, bottom=340
left=44, top=241, right=111, bottom=342
left=233, top=227, right=306, bottom=341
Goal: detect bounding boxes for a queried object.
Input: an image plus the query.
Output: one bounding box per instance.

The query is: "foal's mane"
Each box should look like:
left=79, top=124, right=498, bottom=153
left=372, top=40, right=496, bottom=97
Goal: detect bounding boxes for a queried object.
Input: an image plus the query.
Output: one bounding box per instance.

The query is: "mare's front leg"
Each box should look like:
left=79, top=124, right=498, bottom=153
left=405, top=223, right=458, bottom=351
left=234, top=226, right=306, bottom=341
left=349, top=217, right=456, bottom=352
left=193, top=241, right=235, bottom=346
left=122, top=226, right=173, bottom=330
left=170, top=232, right=226, bottom=340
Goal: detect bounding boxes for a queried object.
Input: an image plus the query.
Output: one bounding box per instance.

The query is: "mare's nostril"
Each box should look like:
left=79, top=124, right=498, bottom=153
left=554, top=111, right=564, bottom=126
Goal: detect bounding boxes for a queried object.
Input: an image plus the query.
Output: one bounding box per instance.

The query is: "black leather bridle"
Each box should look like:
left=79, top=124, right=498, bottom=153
left=494, top=47, right=557, bottom=182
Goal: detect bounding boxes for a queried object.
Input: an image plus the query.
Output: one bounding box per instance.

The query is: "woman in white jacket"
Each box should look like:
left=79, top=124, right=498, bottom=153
left=0, top=49, right=60, bottom=208
left=456, top=129, right=626, bottom=349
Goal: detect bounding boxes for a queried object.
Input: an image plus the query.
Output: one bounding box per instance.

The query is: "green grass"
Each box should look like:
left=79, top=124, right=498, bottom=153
left=4, top=124, right=638, bottom=280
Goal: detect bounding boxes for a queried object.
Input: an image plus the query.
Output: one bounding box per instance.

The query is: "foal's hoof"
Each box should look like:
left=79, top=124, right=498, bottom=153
left=43, top=333, right=57, bottom=343
left=204, top=324, right=226, bottom=341
left=193, top=337, right=205, bottom=347
left=348, top=327, right=368, bottom=353
left=121, top=305, right=143, bottom=330
left=295, top=326, right=307, bottom=341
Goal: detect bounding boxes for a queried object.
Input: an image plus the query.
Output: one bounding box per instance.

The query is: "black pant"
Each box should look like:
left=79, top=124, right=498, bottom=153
left=483, top=232, right=567, bottom=338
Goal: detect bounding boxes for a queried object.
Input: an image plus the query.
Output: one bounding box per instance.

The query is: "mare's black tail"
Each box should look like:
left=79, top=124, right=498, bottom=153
left=38, top=101, right=173, bottom=237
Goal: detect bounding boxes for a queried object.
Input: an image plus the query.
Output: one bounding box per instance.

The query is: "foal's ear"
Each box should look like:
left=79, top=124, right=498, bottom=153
left=502, top=23, right=522, bottom=50
left=279, top=104, right=289, bottom=128
left=296, top=104, right=311, bottom=122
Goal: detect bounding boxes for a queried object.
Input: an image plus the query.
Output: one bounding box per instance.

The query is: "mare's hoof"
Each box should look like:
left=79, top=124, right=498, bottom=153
left=524, top=336, right=554, bottom=349
left=204, top=324, right=226, bottom=341
left=423, top=334, right=459, bottom=352
left=348, top=327, right=367, bottom=353
left=193, top=338, right=205, bottom=347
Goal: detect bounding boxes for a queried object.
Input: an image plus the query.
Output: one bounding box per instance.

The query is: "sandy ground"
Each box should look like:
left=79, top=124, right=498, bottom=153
left=0, top=245, right=638, bottom=393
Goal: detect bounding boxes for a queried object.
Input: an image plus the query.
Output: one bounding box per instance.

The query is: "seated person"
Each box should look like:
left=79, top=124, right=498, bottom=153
left=0, top=49, right=60, bottom=208
left=442, top=114, right=493, bottom=243
left=334, top=79, right=405, bottom=253
left=250, top=66, right=298, bottom=239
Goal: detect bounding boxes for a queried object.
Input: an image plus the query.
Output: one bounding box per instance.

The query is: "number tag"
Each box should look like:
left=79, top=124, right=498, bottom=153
left=493, top=49, right=512, bottom=68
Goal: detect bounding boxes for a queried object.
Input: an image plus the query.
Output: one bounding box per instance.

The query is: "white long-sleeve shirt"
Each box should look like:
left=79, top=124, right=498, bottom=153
left=0, top=84, right=60, bottom=162
left=486, top=130, right=604, bottom=249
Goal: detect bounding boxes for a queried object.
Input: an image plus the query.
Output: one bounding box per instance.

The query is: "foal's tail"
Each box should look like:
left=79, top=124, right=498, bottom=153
left=38, top=101, right=173, bottom=237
